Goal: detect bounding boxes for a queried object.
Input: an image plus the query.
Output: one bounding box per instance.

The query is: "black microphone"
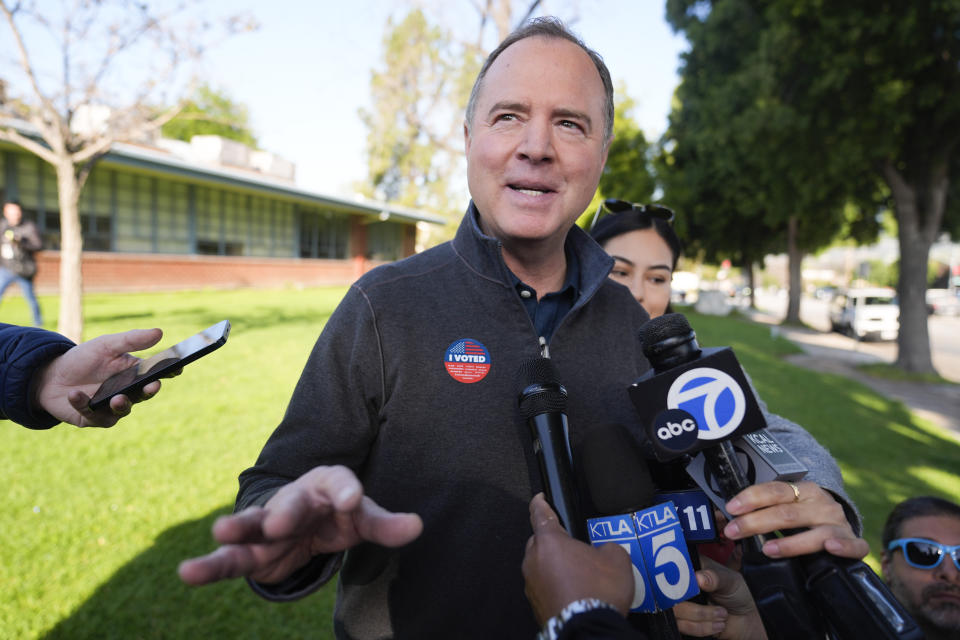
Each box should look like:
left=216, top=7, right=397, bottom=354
left=686, top=428, right=808, bottom=521
left=518, top=356, right=586, bottom=540
left=631, top=313, right=924, bottom=640
left=580, top=423, right=691, bottom=640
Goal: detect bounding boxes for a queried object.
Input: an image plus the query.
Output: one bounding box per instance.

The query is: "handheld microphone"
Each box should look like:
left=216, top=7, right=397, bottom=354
left=631, top=313, right=924, bottom=640
left=518, top=356, right=586, bottom=540
left=686, top=428, right=808, bottom=520
left=580, top=423, right=698, bottom=639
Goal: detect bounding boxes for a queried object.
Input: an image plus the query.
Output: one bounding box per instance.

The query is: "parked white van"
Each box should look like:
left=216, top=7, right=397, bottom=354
left=828, top=287, right=899, bottom=341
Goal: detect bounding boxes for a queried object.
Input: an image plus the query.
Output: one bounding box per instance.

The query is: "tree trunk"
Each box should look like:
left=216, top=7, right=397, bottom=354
left=742, top=258, right=756, bottom=309
left=55, top=161, right=84, bottom=342
left=883, top=159, right=945, bottom=374
left=784, top=216, right=804, bottom=324
left=896, top=231, right=934, bottom=372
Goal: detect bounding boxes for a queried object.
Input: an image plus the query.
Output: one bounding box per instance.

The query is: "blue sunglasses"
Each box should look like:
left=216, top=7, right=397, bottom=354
left=887, top=538, right=960, bottom=570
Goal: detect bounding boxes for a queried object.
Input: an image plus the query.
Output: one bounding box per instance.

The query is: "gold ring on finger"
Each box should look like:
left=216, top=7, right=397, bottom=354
left=787, top=481, right=800, bottom=503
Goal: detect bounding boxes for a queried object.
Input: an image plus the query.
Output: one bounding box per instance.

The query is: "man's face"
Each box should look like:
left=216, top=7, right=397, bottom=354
left=882, top=515, right=960, bottom=637
left=3, top=203, right=22, bottom=225
left=464, top=36, right=609, bottom=252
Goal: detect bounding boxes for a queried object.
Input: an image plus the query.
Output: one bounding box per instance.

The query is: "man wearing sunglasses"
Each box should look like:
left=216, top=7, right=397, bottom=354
left=882, top=496, right=960, bottom=640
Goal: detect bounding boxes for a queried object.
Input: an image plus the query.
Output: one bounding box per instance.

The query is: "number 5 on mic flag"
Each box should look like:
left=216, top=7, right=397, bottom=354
left=587, top=513, right=657, bottom=613
left=587, top=502, right=699, bottom=612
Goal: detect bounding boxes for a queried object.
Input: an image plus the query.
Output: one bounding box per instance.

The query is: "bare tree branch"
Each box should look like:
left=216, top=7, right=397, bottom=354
left=0, top=0, right=254, bottom=341
left=0, top=124, right=57, bottom=164
left=1, top=1, right=62, bottom=129
left=515, top=0, right=542, bottom=29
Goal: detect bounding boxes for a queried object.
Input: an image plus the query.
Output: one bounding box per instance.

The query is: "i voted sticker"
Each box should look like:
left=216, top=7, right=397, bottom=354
left=444, top=339, right=491, bottom=383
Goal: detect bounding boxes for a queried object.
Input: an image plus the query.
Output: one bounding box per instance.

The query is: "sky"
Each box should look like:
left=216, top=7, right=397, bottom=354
left=195, top=0, right=689, bottom=196
left=2, top=0, right=689, bottom=198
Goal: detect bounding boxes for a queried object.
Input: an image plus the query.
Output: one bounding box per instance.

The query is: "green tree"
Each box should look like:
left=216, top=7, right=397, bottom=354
left=662, top=0, right=890, bottom=327
left=598, top=87, right=656, bottom=204
left=358, top=9, right=475, bottom=242
left=754, top=0, right=960, bottom=373
left=161, top=84, right=258, bottom=147
left=661, top=0, right=843, bottom=315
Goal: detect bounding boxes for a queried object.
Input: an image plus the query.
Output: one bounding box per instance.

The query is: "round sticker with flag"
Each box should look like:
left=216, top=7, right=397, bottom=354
left=444, top=338, right=491, bottom=383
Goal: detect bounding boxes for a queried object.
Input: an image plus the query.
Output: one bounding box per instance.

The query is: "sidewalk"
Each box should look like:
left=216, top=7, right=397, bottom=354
left=746, top=309, right=960, bottom=438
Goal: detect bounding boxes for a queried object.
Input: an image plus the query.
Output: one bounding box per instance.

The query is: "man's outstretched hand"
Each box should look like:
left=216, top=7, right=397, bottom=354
left=178, top=465, right=423, bottom=586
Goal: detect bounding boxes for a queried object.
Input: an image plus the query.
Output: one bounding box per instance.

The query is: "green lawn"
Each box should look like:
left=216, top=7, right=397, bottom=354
left=1, top=290, right=957, bottom=639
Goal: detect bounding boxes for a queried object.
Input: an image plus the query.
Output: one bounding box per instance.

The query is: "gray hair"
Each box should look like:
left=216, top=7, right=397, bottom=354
left=464, top=17, right=614, bottom=147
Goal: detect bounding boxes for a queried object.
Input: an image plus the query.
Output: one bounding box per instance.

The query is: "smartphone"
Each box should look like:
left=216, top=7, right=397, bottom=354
left=88, top=319, right=231, bottom=411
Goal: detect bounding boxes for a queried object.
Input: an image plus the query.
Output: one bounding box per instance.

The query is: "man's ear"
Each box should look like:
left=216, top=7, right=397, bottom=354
left=880, top=552, right=892, bottom=582
left=463, top=121, right=471, bottom=154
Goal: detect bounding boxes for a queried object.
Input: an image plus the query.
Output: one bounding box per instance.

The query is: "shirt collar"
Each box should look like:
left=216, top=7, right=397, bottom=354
left=507, top=245, right=580, bottom=301
left=454, top=201, right=613, bottom=305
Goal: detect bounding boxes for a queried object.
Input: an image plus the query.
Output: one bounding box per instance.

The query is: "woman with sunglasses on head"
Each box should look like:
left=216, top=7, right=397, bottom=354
left=589, top=199, right=680, bottom=319
left=585, top=199, right=871, bottom=638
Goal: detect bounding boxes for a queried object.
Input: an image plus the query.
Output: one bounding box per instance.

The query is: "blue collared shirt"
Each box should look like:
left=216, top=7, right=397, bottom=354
left=510, top=247, right=581, bottom=343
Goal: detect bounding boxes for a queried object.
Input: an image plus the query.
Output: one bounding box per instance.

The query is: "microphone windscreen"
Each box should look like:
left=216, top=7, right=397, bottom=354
left=638, top=313, right=692, bottom=352
left=581, top=423, right=656, bottom=514
left=517, top=357, right=567, bottom=418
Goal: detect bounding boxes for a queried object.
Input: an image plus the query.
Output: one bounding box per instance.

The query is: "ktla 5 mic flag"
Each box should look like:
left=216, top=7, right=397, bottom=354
left=587, top=501, right=699, bottom=612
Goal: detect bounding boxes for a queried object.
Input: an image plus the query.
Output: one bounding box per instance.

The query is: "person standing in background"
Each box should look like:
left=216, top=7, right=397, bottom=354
left=882, top=496, right=960, bottom=640
left=0, top=199, right=44, bottom=327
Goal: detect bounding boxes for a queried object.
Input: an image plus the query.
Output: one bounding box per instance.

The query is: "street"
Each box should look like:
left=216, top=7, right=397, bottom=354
left=753, top=291, right=960, bottom=383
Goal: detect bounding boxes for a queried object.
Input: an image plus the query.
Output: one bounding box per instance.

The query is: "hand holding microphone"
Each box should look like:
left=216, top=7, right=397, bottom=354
left=674, top=556, right=768, bottom=640
left=631, top=312, right=923, bottom=640
left=522, top=493, right=635, bottom=625
left=722, top=480, right=869, bottom=560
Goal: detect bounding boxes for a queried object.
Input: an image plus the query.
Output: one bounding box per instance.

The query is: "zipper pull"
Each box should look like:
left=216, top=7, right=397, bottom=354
left=539, top=336, right=550, bottom=359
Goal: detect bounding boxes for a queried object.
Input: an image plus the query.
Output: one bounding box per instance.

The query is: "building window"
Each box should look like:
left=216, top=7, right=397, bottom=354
left=299, top=209, right=347, bottom=259
left=367, top=221, right=404, bottom=261
left=81, top=214, right=112, bottom=251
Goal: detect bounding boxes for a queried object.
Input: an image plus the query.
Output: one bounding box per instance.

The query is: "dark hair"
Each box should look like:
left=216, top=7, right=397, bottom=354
left=589, top=208, right=683, bottom=271
left=464, top=16, right=614, bottom=147
left=881, top=496, right=960, bottom=551
left=3, top=198, right=20, bottom=208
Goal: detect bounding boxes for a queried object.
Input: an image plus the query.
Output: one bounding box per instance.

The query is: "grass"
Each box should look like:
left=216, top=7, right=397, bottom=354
left=1, top=289, right=958, bottom=639
left=856, top=362, right=958, bottom=386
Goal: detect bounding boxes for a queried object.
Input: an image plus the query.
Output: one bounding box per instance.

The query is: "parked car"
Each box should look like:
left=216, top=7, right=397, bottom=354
left=814, top=285, right=838, bottom=300
left=927, top=288, right=960, bottom=316
left=828, top=287, right=899, bottom=340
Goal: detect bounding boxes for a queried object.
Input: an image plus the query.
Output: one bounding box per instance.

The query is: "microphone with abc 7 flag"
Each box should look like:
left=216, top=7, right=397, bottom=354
left=628, top=313, right=924, bottom=640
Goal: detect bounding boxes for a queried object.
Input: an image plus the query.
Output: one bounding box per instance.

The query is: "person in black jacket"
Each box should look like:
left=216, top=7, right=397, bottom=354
left=178, top=17, right=865, bottom=640
left=0, top=323, right=164, bottom=428
left=0, top=200, right=45, bottom=327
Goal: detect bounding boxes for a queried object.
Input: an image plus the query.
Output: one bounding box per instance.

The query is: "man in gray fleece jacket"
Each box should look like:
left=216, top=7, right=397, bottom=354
left=179, top=18, right=864, bottom=640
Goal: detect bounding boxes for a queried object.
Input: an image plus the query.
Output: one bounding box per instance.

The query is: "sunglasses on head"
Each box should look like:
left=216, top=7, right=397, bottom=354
left=589, top=198, right=675, bottom=231
left=887, top=538, right=960, bottom=570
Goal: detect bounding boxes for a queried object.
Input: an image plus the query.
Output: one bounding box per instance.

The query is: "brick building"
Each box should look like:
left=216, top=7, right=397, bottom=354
left=0, top=132, right=444, bottom=294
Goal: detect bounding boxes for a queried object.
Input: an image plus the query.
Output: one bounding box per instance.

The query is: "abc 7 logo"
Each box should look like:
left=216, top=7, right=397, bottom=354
left=653, top=409, right=700, bottom=452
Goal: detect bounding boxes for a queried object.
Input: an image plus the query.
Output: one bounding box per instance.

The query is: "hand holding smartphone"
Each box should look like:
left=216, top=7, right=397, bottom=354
left=88, top=320, right=231, bottom=411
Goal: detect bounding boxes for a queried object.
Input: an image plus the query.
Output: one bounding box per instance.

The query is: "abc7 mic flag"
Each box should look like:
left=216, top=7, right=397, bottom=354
left=629, top=347, right=767, bottom=462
